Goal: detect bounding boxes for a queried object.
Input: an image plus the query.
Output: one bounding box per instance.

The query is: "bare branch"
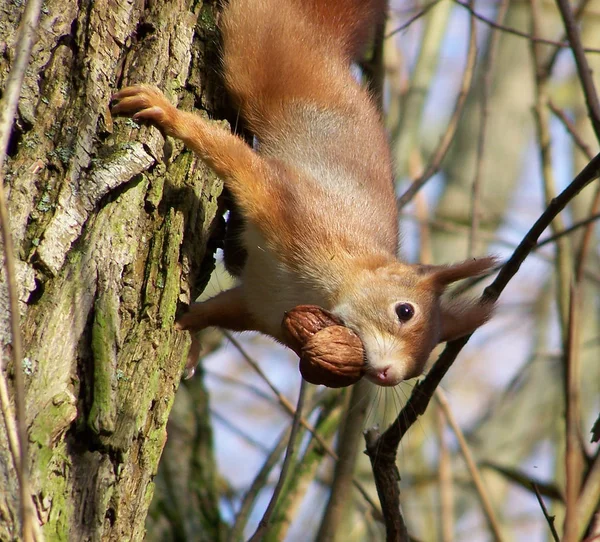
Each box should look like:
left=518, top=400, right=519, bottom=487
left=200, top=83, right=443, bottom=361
left=386, top=0, right=442, bottom=39
left=469, top=0, right=510, bottom=256
left=532, top=483, right=561, bottom=542
left=435, top=389, right=504, bottom=541
left=577, top=448, right=600, bottom=541
left=248, top=380, right=308, bottom=540
left=316, top=380, right=372, bottom=541
left=223, top=333, right=383, bottom=521
left=397, top=0, right=478, bottom=209
left=367, top=151, right=600, bottom=537
left=453, top=0, right=600, bottom=56
left=0, top=0, right=45, bottom=539
left=555, top=0, right=600, bottom=143
left=563, top=284, right=584, bottom=542
left=548, top=100, right=595, bottom=160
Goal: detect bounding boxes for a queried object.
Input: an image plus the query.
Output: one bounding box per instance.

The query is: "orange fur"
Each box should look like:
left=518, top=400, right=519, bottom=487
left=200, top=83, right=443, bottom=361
left=112, top=0, right=496, bottom=385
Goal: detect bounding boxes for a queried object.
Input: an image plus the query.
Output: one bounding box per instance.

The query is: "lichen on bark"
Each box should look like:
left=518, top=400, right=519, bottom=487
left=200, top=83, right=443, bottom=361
left=0, top=0, right=226, bottom=539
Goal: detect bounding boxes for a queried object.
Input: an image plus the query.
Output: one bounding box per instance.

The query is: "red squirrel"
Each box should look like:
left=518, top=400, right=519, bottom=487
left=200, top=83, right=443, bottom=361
left=111, top=0, right=495, bottom=386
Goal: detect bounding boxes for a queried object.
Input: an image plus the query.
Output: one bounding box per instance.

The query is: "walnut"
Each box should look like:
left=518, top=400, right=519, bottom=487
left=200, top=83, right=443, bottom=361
left=282, top=305, right=366, bottom=388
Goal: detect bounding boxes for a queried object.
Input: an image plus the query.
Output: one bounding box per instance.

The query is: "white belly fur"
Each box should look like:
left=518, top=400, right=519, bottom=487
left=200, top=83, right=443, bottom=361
left=240, top=224, right=328, bottom=337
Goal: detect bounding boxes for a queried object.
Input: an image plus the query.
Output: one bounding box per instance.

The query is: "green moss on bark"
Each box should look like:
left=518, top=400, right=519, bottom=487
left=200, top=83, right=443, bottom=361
left=89, top=291, right=119, bottom=435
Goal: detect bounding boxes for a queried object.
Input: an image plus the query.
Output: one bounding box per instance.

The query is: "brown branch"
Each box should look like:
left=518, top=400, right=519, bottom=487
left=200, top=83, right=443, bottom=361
left=223, top=333, right=383, bottom=521
left=397, top=0, right=478, bottom=209
left=248, top=379, right=308, bottom=541
left=365, top=427, right=409, bottom=542
left=575, top=185, right=600, bottom=282
left=563, top=283, right=584, bottom=542
left=0, top=349, right=22, bottom=486
left=577, top=448, right=600, bottom=540
left=0, top=0, right=45, bottom=539
left=539, top=212, right=600, bottom=250
left=316, top=380, right=372, bottom=541
left=548, top=100, right=595, bottom=160
left=453, top=0, right=600, bottom=56
left=386, top=0, right=442, bottom=39
left=530, top=0, right=573, bottom=339
left=532, top=483, right=560, bottom=542
left=435, top=389, right=504, bottom=541
left=543, top=0, right=593, bottom=76
left=469, top=0, right=510, bottom=257
left=230, top=391, right=339, bottom=540
left=555, top=0, right=600, bottom=143
left=366, top=151, right=600, bottom=535
left=436, top=408, right=454, bottom=542
left=402, top=209, right=600, bottom=256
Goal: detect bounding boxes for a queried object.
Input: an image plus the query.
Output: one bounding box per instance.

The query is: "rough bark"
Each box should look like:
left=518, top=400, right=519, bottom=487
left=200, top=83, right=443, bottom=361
left=0, top=0, right=225, bottom=539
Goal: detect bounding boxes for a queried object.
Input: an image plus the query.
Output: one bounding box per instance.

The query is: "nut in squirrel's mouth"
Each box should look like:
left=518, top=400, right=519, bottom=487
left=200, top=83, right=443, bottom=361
left=282, top=305, right=367, bottom=388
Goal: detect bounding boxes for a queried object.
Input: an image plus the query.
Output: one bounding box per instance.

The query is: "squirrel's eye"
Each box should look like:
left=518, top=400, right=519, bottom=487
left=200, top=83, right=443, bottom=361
left=395, top=303, right=414, bottom=322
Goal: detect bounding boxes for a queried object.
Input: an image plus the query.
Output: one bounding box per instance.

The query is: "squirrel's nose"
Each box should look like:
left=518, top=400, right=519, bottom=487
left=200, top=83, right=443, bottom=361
left=366, top=365, right=399, bottom=387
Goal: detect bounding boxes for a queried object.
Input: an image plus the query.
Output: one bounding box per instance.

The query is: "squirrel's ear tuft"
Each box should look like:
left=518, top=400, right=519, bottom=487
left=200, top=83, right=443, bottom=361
left=438, top=297, right=495, bottom=343
left=424, top=256, right=498, bottom=292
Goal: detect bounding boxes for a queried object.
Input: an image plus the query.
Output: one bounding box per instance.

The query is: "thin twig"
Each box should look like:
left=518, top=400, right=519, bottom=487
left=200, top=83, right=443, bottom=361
left=542, top=0, right=593, bottom=76
left=211, top=409, right=272, bottom=453
left=435, top=389, right=504, bottom=541
left=453, top=0, right=600, bottom=56
left=228, top=390, right=335, bottom=541
left=397, top=0, right=478, bottom=208
left=386, top=0, right=442, bottom=39
left=555, top=0, right=600, bottom=143
left=401, top=209, right=600, bottom=256
left=248, top=379, right=307, bottom=541
left=0, top=349, right=22, bottom=485
left=538, top=212, right=600, bottom=251
left=532, top=483, right=560, bottom=542
left=437, top=407, right=454, bottom=542
left=390, top=0, right=451, bottom=174
left=229, top=429, right=290, bottom=541
left=563, top=283, right=584, bottom=542
left=548, top=100, right=594, bottom=161
left=316, top=379, right=372, bottom=541
left=0, top=360, right=41, bottom=541
left=0, top=0, right=45, bottom=539
left=530, top=0, right=573, bottom=339
left=415, top=192, right=432, bottom=264
left=577, top=449, right=600, bottom=541
left=364, top=426, right=410, bottom=542
left=223, top=332, right=383, bottom=520
left=223, top=332, right=300, bottom=412
left=468, top=0, right=510, bottom=257
left=574, top=184, right=600, bottom=283
left=530, top=11, right=586, bottom=540
left=205, top=369, right=282, bottom=405
left=366, top=151, right=600, bottom=531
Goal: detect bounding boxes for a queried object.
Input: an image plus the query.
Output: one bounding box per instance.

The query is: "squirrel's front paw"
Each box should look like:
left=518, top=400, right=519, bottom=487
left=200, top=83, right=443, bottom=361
left=111, top=85, right=177, bottom=135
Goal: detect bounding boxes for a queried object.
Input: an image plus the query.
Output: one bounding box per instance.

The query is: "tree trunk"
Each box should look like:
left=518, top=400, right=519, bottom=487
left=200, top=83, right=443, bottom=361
left=0, top=0, right=224, bottom=539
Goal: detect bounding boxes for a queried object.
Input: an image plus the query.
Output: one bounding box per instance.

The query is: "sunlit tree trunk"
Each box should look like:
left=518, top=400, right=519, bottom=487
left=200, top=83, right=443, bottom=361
left=0, top=0, right=224, bottom=539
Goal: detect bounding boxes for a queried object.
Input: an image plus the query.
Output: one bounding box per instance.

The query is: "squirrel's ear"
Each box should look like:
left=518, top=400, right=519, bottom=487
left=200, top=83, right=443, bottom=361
left=423, top=256, right=498, bottom=292
left=438, top=297, right=495, bottom=343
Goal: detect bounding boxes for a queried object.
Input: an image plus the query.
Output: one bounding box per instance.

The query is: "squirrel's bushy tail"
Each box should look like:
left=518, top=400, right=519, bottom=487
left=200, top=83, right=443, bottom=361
left=300, top=0, right=387, bottom=59
left=221, top=0, right=387, bottom=137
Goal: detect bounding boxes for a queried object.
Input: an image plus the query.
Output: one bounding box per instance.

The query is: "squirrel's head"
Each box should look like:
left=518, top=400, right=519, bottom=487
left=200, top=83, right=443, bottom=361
left=332, top=257, right=497, bottom=386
